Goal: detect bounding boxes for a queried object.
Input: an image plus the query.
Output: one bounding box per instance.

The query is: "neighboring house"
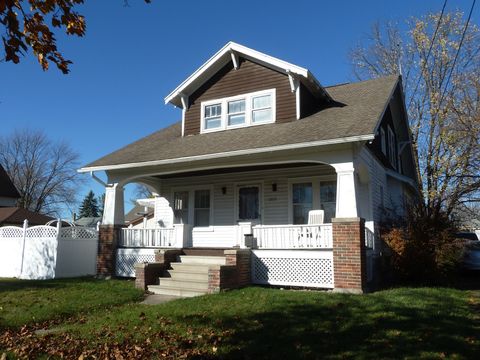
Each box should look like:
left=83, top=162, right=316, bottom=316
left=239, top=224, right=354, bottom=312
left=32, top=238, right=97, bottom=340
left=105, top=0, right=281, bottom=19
left=80, top=42, right=418, bottom=294
left=125, top=203, right=155, bottom=229
left=0, top=165, right=20, bottom=207
left=0, top=207, right=53, bottom=226
left=74, top=216, right=102, bottom=228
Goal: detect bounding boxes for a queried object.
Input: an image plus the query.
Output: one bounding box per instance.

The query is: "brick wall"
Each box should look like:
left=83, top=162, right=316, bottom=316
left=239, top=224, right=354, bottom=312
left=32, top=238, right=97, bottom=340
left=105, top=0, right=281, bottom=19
left=332, top=218, right=366, bottom=293
left=208, top=249, right=251, bottom=293
left=97, top=225, right=123, bottom=276
left=135, top=249, right=183, bottom=290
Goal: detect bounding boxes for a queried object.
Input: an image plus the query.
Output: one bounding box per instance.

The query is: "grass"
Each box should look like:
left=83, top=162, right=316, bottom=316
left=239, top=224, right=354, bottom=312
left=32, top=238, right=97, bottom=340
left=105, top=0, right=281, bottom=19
left=1, top=277, right=479, bottom=359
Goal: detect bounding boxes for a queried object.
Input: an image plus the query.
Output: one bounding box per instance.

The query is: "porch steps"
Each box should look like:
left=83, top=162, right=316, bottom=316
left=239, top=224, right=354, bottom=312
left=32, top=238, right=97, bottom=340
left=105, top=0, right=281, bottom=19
left=147, top=255, right=226, bottom=298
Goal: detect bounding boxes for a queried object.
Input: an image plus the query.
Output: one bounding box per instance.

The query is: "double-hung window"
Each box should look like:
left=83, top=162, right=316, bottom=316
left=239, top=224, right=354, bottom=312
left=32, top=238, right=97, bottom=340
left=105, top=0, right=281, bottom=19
left=201, top=89, right=275, bottom=133
left=228, top=99, right=246, bottom=126
left=204, top=103, right=222, bottom=130
left=319, top=181, right=337, bottom=223
left=252, top=94, right=272, bottom=123
left=292, top=183, right=313, bottom=224
left=194, top=189, right=211, bottom=227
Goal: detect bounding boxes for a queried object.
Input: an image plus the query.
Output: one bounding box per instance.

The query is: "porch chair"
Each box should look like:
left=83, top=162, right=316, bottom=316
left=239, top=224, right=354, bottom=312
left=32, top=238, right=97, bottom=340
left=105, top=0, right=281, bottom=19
left=308, top=210, right=324, bottom=225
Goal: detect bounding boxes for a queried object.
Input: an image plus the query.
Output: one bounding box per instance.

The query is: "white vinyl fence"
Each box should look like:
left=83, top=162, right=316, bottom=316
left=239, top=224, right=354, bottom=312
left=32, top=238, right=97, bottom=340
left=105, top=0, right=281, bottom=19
left=0, top=220, right=98, bottom=280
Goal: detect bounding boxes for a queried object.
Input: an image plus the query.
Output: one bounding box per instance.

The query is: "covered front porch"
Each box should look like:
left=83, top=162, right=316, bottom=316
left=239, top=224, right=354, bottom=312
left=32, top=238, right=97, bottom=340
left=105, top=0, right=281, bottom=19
left=96, top=145, right=374, bottom=292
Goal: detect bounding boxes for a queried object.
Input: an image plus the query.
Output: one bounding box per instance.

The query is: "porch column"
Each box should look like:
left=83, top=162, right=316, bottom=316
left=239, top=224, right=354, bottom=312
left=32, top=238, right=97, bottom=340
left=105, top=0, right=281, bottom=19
left=97, top=183, right=125, bottom=277
left=332, top=217, right=367, bottom=293
left=333, top=163, right=358, bottom=218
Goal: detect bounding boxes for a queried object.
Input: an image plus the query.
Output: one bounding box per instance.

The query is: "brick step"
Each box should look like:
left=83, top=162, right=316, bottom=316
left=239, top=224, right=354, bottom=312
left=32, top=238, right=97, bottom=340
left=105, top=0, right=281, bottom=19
left=179, top=255, right=226, bottom=265
left=159, top=278, right=208, bottom=291
left=147, top=284, right=206, bottom=297
left=164, top=269, right=209, bottom=282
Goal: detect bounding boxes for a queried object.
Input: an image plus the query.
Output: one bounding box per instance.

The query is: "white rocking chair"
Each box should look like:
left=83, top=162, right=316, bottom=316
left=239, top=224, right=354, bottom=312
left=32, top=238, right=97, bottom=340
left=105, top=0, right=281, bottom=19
left=308, top=210, right=325, bottom=225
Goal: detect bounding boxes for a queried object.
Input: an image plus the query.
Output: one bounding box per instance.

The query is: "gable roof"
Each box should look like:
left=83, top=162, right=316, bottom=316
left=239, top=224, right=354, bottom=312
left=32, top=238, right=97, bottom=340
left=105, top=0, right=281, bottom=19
left=80, top=75, right=399, bottom=172
left=0, top=165, right=20, bottom=199
left=0, top=207, right=53, bottom=226
left=165, top=41, right=332, bottom=108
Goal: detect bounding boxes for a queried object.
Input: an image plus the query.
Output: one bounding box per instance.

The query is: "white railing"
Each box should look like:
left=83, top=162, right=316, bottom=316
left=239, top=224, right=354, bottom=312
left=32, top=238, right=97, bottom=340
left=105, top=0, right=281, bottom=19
left=365, top=228, right=375, bottom=249
left=253, top=224, right=333, bottom=249
left=120, top=228, right=175, bottom=248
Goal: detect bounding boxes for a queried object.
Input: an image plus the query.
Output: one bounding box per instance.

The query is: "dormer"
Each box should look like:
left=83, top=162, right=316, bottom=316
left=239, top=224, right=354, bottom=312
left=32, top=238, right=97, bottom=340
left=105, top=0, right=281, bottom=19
left=165, top=42, right=333, bottom=136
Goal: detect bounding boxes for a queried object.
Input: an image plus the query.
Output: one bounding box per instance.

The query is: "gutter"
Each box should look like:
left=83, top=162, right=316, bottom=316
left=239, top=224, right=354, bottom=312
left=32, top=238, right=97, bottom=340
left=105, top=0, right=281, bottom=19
left=78, top=133, right=375, bottom=173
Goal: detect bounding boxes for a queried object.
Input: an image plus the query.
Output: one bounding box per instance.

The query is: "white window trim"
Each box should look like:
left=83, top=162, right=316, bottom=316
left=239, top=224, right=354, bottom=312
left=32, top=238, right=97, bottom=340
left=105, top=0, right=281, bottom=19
left=171, top=185, right=214, bottom=228
left=287, top=176, right=336, bottom=224
left=200, top=89, right=276, bottom=134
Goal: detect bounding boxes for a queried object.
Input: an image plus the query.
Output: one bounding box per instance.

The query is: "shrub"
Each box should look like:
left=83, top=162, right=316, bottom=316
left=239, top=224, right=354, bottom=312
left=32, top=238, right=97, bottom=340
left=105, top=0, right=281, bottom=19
left=382, top=204, right=464, bottom=283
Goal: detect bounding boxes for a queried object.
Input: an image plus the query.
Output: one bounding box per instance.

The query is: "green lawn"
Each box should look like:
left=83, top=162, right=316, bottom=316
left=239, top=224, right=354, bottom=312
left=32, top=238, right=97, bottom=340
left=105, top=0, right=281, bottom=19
left=1, top=278, right=479, bottom=359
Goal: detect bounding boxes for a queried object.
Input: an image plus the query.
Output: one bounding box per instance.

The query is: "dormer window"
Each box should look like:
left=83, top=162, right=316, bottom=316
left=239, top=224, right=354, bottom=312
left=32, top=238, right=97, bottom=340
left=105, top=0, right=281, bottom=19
left=201, top=89, right=276, bottom=133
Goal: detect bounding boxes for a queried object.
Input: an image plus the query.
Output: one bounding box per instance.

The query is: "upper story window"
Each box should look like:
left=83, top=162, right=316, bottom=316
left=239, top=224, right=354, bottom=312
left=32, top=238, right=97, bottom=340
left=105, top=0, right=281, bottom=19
left=387, top=126, right=397, bottom=169
left=201, top=89, right=276, bottom=133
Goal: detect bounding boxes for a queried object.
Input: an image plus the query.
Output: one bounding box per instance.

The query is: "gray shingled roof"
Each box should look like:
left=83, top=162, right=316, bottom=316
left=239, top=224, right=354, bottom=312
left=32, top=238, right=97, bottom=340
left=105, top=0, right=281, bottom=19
left=82, top=75, right=398, bottom=170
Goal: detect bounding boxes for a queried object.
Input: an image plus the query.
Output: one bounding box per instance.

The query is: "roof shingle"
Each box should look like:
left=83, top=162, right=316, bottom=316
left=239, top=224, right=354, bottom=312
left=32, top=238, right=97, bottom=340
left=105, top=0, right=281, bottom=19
left=82, top=76, right=398, bottom=170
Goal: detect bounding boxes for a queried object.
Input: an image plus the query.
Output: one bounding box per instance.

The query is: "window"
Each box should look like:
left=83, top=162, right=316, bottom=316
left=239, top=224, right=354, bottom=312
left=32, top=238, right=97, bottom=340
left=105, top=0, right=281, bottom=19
left=201, top=89, right=275, bottom=133
left=194, top=189, right=210, bottom=227
left=380, top=127, right=386, bottom=155
left=252, top=94, right=272, bottom=123
left=387, top=126, right=397, bottom=169
left=238, top=186, right=260, bottom=220
left=320, top=181, right=337, bottom=223
left=228, top=99, right=246, bottom=126
left=204, top=103, right=222, bottom=129
left=173, top=191, right=189, bottom=224
left=292, top=183, right=313, bottom=224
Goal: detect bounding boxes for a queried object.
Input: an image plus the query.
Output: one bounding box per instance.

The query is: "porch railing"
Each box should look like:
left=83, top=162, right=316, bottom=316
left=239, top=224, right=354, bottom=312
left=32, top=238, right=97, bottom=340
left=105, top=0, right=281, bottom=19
left=252, top=224, right=333, bottom=249
left=119, top=228, right=175, bottom=248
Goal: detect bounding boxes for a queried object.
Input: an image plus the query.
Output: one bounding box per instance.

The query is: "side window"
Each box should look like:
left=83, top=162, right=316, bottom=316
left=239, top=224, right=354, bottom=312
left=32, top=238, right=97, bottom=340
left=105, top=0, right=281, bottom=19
left=173, top=191, right=189, bottom=224
left=319, top=181, right=337, bottom=223
left=194, top=189, right=210, bottom=227
left=380, top=127, right=386, bottom=155
left=292, top=183, right=313, bottom=224
left=387, top=126, right=397, bottom=169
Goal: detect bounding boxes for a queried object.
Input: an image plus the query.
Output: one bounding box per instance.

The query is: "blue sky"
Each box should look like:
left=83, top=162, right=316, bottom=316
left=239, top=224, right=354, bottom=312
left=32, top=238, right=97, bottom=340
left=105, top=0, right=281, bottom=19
left=1, top=0, right=478, bottom=217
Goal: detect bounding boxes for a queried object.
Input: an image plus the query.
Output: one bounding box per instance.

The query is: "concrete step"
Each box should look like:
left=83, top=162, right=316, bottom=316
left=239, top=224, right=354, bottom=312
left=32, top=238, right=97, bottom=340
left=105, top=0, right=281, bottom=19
left=164, top=269, right=209, bottom=282
left=170, top=263, right=213, bottom=273
left=148, top=284, right=206, bottom=297
left=179, top=255, right=226, bottom=265
left=159, top=278, right=208, bottom=291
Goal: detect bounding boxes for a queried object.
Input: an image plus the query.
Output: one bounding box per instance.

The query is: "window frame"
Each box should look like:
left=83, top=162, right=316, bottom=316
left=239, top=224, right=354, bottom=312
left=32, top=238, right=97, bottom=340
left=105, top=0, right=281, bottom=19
left=200, top=89, right=276, bottom=133
left=170, top=185, right=214, bottom=228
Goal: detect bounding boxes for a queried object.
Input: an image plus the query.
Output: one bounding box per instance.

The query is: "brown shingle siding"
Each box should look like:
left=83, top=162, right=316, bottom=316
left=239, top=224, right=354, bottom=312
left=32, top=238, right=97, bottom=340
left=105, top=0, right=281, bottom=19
left=185, top=58, right=295, bottom=135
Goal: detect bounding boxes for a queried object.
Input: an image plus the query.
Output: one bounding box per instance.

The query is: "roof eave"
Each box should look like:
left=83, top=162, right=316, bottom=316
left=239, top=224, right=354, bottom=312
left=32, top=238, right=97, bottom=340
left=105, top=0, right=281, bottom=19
left=78, top=133, right=375, bottom=173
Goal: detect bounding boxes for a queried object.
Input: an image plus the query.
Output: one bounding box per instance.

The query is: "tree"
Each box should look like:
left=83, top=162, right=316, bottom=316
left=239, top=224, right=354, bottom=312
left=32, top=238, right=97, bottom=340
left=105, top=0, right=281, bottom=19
left=350, top=11, right=480, bottom=219
left=0, top=0, right=150, bottom=74
left=78, top=190, right=99, bottom=218
left=0, top=129, right=82, bottom=215
left=97, top=192, right=105, bottom=217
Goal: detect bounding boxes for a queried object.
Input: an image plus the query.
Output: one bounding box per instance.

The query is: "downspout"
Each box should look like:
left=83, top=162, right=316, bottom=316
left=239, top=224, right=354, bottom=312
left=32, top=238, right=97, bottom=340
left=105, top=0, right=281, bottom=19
left=90, top=171, right=108, bottom=187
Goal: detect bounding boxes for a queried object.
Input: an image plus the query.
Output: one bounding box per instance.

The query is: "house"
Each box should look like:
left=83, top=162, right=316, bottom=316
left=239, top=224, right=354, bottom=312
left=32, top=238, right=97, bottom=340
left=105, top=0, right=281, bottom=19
left=79, top=42, right=418, bottom=294
left=0, top=207, right=53, bottom=226
left=125, top=203, right=155, bottom=228
left=0, top=165, right=20, bottom=207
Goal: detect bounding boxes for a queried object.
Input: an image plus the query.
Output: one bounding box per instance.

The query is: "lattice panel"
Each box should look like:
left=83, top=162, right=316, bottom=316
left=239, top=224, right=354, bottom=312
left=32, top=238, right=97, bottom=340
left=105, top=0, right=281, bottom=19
left=115, top=251, right=155, bottom=277
left=252, top=256, right=334, bottom=288
left=60, top=227, right=97, bottom=240
left=0, top=226, right=23, bottom=238
left=25, top=226, right=57, bottom=238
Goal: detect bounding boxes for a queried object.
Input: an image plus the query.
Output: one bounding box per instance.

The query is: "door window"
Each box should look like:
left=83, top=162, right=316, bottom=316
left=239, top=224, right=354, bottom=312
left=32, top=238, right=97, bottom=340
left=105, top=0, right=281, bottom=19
left=238, top=186, right=259, bottom=220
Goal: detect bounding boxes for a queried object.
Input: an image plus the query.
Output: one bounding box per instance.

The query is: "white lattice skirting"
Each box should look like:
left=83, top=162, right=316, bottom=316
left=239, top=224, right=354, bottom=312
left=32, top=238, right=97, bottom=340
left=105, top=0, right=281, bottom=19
left=251, top=250, right=334, bottom=288
left=115, top=248, right=156, bottom=277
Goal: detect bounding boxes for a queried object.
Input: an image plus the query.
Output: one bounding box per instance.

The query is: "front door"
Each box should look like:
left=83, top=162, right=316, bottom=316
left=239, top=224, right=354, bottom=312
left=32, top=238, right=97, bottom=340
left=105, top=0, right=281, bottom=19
left=237, top=185, right=261, bottom=224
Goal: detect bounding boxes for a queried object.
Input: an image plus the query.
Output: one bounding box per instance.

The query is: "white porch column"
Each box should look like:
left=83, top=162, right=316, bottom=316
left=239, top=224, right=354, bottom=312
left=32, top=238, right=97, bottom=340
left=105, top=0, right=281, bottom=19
left=333, top=163, right=358, bottom=218
left=102, top=183, right=125, bottom=225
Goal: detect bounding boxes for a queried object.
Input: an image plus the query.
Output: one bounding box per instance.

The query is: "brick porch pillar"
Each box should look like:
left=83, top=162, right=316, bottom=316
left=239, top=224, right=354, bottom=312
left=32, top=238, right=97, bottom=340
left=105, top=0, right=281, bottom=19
left=97, top=225, right=123, bottom=276
left=332, top=217, right=366, bottom=293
